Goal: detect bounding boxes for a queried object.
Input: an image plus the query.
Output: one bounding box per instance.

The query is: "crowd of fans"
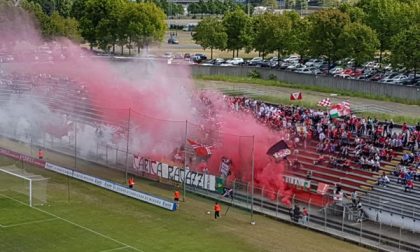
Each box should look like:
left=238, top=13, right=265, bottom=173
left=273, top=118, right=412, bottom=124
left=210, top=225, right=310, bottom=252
left=225, top=96, right=420, bottom=193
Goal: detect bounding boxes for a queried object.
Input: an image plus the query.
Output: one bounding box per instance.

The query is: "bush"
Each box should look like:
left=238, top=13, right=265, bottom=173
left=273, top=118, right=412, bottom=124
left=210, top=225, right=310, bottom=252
left=248, top=70, right=261, bottom=79
left=268, top=74, right=277, bottom=80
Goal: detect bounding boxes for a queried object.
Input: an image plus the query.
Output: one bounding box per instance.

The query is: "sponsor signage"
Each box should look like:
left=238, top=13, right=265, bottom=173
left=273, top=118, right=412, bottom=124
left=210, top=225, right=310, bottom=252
left=44, top=162, right=176, bottom=211
left=0, top=146, right=176, bottom=211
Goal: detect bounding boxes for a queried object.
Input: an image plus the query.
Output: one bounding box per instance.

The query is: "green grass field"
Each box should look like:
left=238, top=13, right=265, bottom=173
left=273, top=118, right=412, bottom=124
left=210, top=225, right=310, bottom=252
left=0, top=142, right=372, bottom=252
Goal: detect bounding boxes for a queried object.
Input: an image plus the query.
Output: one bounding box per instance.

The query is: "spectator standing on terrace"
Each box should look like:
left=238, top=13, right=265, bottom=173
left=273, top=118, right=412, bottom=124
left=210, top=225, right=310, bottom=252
left=301, top=207, right=309, bottom=224
left=351, top=191, right=358, bottom=206
left=293, top=205, right=301, bottom=222
left=405, top=180, right=414, bottom=192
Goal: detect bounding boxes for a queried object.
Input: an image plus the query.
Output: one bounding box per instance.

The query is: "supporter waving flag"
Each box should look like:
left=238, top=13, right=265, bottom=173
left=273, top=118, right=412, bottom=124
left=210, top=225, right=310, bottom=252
left=341, top=101, right=351, bottom=111
left=187, top=139, right=212, bottom=157
left=266, top=140, right=291, bottom=161
left=318, top=98, right=331, bottom=107
left=329, top=102, right=351, bottom=118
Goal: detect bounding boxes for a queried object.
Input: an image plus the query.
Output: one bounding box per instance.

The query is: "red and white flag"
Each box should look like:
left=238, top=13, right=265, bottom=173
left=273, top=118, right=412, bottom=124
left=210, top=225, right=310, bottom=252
left=318, top=98, right=331, bottom=107
left=341, top=101, right=351, bottom=110
left=290, top=92, right=302, bottom=100
left=317, top=182, right=330, bottom=195
left=187, top=139, right=212, bottom=157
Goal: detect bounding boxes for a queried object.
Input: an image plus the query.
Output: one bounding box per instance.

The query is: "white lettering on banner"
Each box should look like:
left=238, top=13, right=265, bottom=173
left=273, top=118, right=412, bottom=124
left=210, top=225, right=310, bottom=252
left=44, top=162, right=176, bottom=211
left=134, top=156, right=216, bottom=191
left=45, top=162, right=73, bottom=176
left=283, top=175, right=311, bottom=189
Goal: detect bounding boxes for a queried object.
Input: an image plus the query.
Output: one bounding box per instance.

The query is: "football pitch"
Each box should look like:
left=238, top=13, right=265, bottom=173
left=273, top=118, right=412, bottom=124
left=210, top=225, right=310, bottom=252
left=0, top=154, right=372, bottom=252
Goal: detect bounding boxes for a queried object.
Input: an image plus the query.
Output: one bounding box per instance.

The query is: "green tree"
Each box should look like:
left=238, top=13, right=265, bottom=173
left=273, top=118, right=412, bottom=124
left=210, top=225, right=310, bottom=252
left=70, top=0, right=87, bottom=20
left=308, top=9, right=350, bottom=71
left=79, top=0, right=127, bottom=52
left=193, top=17, right=227, bottom=59
left=50, top=11, right=80, bottom=41
left=390, top=24, right=420, bottom=75
left=338, top=3, right=365, bottom=23
left=250, top=14, right=271, bottom=58
left=250, top=13, right=291, bottom=59
left=357, top=0, right=405, bottom=64
left=338, top=22, right=379, bottom=67
left=287, top=11, right=310, bottom=61
left=56, top=0, right=73, bottom=17
left=222, top=8, right=251, bottom=58
left=21, top=0, right=55, bottom=39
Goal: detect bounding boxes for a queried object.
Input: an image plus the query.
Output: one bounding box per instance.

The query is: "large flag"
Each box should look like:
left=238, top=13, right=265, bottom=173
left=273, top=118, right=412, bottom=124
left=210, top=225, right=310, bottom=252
left=329, top=102, right=351, bottom=118
left=341, top=101, right=350, bottom=110
left=317, top=182, right=330, bottom=195
left=318, top=98, right=331, bottom=107
left=290, top=92, right=302, bottom=100
left=266, top=140, right=291, bottom=160
left=219, top=157, right=232, bottom=177
left=187, top=139, right=212, bottom=157
left=329, top=104, right=342, bottom=118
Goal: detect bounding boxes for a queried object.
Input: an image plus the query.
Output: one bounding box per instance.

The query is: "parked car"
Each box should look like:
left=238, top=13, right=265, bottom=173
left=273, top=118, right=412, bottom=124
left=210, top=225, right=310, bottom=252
left=248, top=57, right=263, bottom=66
left=201, top=58, right=225, bottom=66
left=226, top=57, right=244, bottom=65
left=191, top=54, right=207, bottom=63
left=287, top=63, right=303, bottom=71
left=167, top=37, right=179, bottom=44
left=295, top=67, right=313, bottom=74
left=283, top=55, right=300, bottom=63
left=329, top=67, right=343, bottom=75
left=305, top=58, right=324, bottom=67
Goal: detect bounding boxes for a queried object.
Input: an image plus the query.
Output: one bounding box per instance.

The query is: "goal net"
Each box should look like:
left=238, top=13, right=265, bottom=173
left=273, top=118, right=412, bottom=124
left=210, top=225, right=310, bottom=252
left=0, top=165, right=48, bottom=207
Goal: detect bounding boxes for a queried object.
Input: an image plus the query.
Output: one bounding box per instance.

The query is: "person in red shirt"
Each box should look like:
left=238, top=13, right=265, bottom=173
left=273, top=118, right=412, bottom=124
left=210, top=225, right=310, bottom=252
left=405, top=180, right=414, bottom=192
left=302, top=207, right=309, bottom=224
left=214, top=202, right=221, bottom=220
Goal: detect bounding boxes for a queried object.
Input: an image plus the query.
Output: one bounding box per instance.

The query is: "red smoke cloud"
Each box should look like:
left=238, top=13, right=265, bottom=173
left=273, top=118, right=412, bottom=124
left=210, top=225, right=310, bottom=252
left=0, top=6, right=291, bottom=205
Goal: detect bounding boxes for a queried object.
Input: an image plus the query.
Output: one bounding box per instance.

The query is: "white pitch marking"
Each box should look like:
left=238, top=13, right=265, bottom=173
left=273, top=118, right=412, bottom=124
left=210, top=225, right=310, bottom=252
left=99, top=246, right=130, bottom=252
left=0, top=194, right=143, bottom=252
left=3, top=217, right=57, bottom=228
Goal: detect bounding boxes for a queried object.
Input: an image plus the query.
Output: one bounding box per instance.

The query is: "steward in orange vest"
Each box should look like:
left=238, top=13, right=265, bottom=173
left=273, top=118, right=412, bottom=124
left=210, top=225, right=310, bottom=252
left=128, top=177, right=135, bottom=189
left=174, top=191, right=180, bottom=202
left=214, top=202, right=221, bottom=220
left=38, top=149, right=44, bottom=160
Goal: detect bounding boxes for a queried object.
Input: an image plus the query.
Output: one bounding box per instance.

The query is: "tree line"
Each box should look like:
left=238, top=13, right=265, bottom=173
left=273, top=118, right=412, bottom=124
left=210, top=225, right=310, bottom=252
left=193, top=0, right=419, bottom=74
left=9, top=0, right=167, bottom=55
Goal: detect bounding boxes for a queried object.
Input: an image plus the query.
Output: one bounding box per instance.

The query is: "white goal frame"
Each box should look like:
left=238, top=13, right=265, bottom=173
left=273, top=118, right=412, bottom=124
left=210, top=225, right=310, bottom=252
left=0, top=167, right=48, bottom=207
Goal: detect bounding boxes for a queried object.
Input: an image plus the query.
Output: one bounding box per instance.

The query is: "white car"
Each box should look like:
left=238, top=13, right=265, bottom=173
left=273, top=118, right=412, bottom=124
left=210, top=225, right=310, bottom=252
left=305, top=59, right=324, bottom=67
left=390, top=74, right=408, bottom=84
left=329, top=67, right=343, bottom=75
left=364, top=61, right=380, bottom=69
left=226, top=57, right=244, bottom=65
left=287, top=63, right=303, bottom=71
left=283, top=55, right=300, bottom=63
left=296, top=68, right=313, bottom=74
left=248, top=57, right=263, bottom=65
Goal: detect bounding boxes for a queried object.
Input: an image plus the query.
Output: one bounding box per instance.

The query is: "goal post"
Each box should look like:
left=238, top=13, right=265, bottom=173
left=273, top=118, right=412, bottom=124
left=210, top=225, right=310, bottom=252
left=0, top=166, right=48, bottom=207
